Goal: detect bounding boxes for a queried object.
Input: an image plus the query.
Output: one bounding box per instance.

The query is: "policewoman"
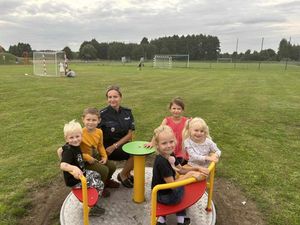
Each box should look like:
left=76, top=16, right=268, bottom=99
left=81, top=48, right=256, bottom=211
left=98, top=85, right=135, bottom=188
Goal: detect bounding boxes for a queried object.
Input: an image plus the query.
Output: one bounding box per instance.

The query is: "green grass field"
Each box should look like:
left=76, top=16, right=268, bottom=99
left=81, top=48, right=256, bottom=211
left=0, top=62, right=299, bottom=225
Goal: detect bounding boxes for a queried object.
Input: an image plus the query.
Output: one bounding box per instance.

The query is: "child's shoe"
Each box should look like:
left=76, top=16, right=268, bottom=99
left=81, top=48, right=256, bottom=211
left=89, top=205, right=105, bottom=216
left=128, top=175, right=134, bottom=183
left=102, top=188, right=111, bottom=198
left=177, top=217, right=191, bottom=225
left=106, top=179, right=120, bottom=188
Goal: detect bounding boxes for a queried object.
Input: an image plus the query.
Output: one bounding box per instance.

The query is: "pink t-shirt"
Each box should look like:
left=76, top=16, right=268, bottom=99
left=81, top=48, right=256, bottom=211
left=165, top=116, right=188, bottom=159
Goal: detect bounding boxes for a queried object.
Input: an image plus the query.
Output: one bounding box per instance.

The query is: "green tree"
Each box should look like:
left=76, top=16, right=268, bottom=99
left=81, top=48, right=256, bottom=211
left=140, top=37, right=149, bottom=45
left=278, top=38, right=291, bottom=60
left=290, top=44, right=300, bottom=61
left=98, top=43, right=109, bottom=59
left=260, top=49, right=277, bottom=61
left=8, top=42, right=32, bottom=57
left=108, top=42, right=127, bottom=60
left=131, top=45, right=144, bottom=60
left=80, top=44, right=97, bottom=60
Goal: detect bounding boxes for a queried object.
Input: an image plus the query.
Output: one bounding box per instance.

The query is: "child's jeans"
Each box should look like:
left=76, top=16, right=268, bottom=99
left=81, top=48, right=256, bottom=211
left=157, top=186, right=186, bottom=216
left=73, top=170, right=104, bottom=196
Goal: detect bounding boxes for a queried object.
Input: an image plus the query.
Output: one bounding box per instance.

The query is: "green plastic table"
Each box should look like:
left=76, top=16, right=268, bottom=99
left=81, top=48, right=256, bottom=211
left=123, top=141, right=155, bottom=203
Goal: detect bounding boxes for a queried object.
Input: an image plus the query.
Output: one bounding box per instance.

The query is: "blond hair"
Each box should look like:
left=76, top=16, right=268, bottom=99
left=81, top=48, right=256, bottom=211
left=63, top=120, right=82, bottom=138
left=182, top=117, right=211, bottom=141
left=153, top=125, right=176, bottom=149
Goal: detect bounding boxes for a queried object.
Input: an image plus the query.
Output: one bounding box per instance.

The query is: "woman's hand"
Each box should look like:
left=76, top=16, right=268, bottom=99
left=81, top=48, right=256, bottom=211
left=106, top=145, right=115, bottom=155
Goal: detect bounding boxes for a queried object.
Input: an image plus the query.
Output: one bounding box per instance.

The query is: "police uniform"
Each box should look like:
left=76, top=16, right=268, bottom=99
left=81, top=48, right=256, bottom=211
left=98, top=105, right=135, bottom=161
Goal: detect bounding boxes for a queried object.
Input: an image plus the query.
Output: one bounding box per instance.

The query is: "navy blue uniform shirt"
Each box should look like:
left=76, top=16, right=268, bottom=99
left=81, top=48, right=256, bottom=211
left=98, top=105, right=135, bottom=148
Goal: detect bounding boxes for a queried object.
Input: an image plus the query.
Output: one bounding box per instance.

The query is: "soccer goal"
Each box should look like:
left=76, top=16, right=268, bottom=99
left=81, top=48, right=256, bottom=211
left=153, top=54, right=189, bottom=68
left=33, top=51, right=65, bottom=76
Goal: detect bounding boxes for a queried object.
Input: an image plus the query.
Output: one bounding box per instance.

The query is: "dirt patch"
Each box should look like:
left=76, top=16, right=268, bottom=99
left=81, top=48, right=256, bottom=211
left=19, top=175, right=69, bottom=225
left=19, top=174, right=266, bottom=225
left=214, top=178, right=265, bottom=225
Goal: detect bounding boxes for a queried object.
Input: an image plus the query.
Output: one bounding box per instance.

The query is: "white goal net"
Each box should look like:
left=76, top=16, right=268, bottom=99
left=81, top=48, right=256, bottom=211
left=33, top=51, right=65, bottom=76
left=153, top=54, right=189, bottom=68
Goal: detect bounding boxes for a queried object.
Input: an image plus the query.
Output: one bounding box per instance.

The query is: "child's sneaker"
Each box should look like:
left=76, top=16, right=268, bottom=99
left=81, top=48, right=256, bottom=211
left=102, top=188, right=111, bottom=198
left=89, top=205, right=105, bottom=216
left=177, top=217, right=191, bottom=225
left=106, top=179, right=120, bottom=188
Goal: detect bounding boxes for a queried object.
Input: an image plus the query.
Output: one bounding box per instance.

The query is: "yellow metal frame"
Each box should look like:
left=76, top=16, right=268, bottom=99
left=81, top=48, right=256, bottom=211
left=133, top=155, right=146, bottom=203
left=150, top=162, right=216, bottom=225
left=79, top=175, right=90, bottom=225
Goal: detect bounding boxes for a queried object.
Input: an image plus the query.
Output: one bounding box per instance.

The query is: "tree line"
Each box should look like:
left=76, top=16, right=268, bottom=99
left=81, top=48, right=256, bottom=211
left=5, top=35, right=300, bottom=61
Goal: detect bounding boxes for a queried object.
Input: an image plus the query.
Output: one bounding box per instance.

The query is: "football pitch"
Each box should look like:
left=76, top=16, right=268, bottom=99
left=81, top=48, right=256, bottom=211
left=0, top=62, right=299, bottom=225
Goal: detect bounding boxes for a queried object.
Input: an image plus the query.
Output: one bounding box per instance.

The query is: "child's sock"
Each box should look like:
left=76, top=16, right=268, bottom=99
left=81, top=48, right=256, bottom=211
left=157, top=216, right=166, bottom=223
left=177, top=216, right=185, bottom=224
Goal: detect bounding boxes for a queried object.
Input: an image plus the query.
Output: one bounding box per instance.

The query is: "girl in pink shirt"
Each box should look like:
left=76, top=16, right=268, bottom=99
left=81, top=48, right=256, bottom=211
left=146, top=97, right=189, bottom=165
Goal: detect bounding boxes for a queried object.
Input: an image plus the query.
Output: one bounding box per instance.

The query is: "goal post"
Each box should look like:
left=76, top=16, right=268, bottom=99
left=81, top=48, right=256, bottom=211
left=33, top=51, right=65, bottom=76
left=153, top=54, right=189, bottom=68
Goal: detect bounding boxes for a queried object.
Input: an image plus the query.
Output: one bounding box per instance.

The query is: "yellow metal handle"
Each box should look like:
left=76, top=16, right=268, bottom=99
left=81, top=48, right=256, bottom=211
left=206, top=162, right=215, bottom=211
left=79, top=175, right=89, bottom=225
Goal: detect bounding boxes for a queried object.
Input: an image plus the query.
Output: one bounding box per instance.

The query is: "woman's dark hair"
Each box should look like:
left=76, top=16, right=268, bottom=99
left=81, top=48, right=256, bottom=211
left=106, top=85, right=122, bottom=97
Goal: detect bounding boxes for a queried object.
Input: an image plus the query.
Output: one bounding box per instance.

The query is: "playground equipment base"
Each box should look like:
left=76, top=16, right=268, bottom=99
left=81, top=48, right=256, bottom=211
left=60, top=167, right=216, bottom=225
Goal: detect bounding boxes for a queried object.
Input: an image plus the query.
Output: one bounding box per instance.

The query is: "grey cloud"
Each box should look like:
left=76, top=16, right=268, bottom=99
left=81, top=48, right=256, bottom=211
left=274, top=0, right=300, bottom=12
left=0, top=0, right=299, bottom=53
left=242, top=16, right=286, bottom=25
left=0, top=0, right=23, bottom=15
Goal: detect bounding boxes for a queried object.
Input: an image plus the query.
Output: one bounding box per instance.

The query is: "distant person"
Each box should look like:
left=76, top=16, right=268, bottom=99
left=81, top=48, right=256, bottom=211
left=182, top=117, right=221, bottom=168
left=59, top=62, right=65, bottom=76
left=138, top=61, right=142, bottom=70
left=59, top=120, right=105, bottom=216
left=137, top=57, right=144, bottom=70
left=66, top=68, right=76, bottom=77
left=145, top=97, right=189, bottom=165
left=151, top=125, right=209, bottom=225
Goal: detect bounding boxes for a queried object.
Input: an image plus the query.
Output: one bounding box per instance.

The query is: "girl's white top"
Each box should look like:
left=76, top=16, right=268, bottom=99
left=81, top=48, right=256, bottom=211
left=184, top=137, right=221, bottom=167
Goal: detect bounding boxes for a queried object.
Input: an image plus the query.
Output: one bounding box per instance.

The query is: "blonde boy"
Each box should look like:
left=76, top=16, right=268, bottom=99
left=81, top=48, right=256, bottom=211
left=59, top=120, right=105, bottom=216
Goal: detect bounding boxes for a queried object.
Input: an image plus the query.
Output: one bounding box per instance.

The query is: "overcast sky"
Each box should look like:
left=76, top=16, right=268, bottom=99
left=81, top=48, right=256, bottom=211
left=1, top=0, right=299, bottom=53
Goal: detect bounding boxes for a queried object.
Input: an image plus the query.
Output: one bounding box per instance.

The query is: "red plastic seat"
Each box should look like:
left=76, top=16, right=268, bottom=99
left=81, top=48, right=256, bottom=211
left=156, top=180, right=206, bottom=216
left=72, top=188, right=98, bottom=207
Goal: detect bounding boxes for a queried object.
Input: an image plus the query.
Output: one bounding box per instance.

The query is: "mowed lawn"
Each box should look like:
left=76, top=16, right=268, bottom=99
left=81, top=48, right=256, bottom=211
left=0, top=62, right=299, bottom=225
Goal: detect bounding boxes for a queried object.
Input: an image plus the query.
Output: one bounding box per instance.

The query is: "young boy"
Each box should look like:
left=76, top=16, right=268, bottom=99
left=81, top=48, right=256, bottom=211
left=80, top=108, right=120, bottom=197
left=59, top=120, right=105, bottom=216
